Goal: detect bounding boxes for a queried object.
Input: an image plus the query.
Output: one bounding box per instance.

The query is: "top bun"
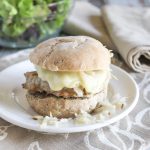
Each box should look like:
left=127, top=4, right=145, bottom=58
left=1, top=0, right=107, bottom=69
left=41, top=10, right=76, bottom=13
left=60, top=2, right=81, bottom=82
left=30, top=36, right=111, bottom=71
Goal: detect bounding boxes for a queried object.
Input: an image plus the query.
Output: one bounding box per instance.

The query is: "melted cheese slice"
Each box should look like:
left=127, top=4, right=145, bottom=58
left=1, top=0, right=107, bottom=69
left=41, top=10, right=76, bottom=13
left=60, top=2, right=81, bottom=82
left=36, top=66, right=108, bottom=94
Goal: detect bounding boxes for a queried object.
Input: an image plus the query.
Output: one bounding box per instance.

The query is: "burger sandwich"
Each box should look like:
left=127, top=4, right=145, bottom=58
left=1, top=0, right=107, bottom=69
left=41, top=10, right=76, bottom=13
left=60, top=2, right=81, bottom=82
left=23, top=36, right=111, bottom=118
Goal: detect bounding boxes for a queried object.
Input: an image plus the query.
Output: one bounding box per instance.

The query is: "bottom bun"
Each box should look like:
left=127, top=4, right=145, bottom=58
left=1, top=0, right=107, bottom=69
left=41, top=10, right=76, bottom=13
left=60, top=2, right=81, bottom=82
left=26, top=91, right=106, bottom=118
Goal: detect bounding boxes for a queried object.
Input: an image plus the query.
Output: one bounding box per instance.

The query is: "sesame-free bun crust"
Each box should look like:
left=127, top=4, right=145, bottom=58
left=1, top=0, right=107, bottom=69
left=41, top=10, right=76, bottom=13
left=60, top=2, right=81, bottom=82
left=30, top=36, right=110, bottom=71
left=26, top=91, right=106, bottom=118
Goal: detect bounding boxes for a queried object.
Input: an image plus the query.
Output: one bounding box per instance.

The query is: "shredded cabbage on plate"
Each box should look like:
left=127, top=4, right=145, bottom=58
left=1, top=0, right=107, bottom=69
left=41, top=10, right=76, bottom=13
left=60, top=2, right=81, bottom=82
left=32, top=93, right=127, bottom=128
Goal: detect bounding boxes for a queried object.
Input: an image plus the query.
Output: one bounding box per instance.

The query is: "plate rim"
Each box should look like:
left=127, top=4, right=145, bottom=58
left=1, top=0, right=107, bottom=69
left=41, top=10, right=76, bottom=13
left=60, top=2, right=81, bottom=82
left=0, top=60, right=139, bottom=133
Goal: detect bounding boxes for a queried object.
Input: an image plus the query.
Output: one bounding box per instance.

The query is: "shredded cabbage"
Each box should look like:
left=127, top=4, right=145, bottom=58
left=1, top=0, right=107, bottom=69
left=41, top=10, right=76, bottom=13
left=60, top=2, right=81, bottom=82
left=32, top=93, right=127, bottom=128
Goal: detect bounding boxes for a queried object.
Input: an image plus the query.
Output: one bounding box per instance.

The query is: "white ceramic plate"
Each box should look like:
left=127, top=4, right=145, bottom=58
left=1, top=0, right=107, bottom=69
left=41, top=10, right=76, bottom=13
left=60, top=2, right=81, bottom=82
left=0, top=60, right=139, bottom=133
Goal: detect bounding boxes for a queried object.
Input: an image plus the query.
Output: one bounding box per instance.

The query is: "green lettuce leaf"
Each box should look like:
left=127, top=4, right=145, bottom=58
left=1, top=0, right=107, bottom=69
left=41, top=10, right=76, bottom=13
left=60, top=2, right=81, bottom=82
left=0, top=1, right=17, bottom=19
left=0, top=0, right=71, bottom=38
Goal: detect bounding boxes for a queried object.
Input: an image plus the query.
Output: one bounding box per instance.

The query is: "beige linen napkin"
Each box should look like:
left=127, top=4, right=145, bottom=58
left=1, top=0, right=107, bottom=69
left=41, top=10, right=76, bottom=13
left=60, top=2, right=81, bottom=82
left=102, top=5, right=150, bottom=72
left=63, top=1, right=115, bottom=49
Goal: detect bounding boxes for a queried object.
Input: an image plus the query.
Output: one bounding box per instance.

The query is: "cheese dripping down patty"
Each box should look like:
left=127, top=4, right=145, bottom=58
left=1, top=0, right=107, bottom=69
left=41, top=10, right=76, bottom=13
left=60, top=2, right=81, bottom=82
left=36, top=66, right=109, bottom=94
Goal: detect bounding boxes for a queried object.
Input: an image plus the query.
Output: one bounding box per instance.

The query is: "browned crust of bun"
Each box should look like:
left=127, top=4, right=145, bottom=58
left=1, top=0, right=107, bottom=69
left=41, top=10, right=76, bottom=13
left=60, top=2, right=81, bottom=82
left=26, top=91, right=106, bottom=118
left=29, top=36, right=110, bottom=71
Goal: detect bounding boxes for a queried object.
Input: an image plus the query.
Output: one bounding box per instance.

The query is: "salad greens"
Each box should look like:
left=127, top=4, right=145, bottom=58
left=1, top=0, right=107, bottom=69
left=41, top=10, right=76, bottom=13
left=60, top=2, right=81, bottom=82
left=0, top=0, right=71, bottom=38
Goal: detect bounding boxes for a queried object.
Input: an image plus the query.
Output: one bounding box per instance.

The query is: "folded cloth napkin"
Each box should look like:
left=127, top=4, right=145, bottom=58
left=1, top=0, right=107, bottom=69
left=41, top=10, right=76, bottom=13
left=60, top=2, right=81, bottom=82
left=103, top=0, right=150, bottom=6
left=101, top=5, right=150, bottom=72
left=63, top=1, right=115, bottom=49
